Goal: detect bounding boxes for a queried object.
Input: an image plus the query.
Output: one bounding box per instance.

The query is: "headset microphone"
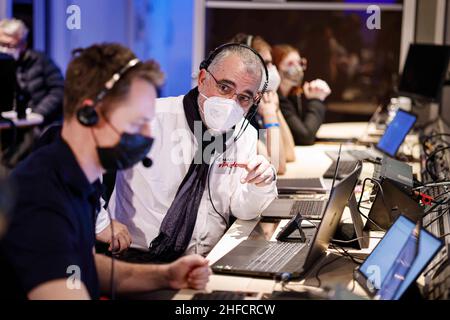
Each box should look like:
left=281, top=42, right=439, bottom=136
left=142, top=157, right=153, bottom=168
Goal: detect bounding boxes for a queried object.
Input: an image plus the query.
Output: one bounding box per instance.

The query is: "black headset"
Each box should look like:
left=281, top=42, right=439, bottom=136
left=77, top=58, right=141, bottom=127
left=199, top=42, right=269, bottom=123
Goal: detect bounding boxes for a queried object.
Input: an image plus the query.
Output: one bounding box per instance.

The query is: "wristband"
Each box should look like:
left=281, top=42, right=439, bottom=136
left=264, top=122, right=280, bottom=129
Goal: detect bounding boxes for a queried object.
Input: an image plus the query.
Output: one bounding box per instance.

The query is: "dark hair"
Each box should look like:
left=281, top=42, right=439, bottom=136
left=230, top=33, right=272, bottom=57
left=64, top=43, right=164, bottom=120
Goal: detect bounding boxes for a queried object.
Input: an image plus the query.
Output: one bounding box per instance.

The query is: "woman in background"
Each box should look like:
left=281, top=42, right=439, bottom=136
left=231, top=33, right=296, bottom=174
left=272, top=45, right=331, bottom=145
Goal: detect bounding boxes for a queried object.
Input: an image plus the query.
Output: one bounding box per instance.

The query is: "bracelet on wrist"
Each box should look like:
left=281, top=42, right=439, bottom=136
left=264, top=122, right=280, bottom=129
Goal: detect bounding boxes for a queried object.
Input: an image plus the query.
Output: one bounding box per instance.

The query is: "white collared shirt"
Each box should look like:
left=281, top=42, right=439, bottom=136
left=102, top=95, right=278, bottom=256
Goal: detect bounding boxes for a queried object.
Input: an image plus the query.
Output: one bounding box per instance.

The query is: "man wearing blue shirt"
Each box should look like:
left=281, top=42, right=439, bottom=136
left=0, top=43, right=210, bottom=300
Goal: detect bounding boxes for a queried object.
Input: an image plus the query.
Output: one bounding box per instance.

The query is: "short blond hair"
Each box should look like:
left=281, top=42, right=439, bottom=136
left=0, top=18, right=29, bottom=41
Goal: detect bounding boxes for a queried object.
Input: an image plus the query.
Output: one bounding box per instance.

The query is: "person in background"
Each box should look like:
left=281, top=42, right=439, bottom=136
left=0, top=43, right=210, bottom=300
left=230, top=34, right=296, bottom=174
left=0, top=18, right=64, bottom=166
left=272, top=44, right=331, bottom=146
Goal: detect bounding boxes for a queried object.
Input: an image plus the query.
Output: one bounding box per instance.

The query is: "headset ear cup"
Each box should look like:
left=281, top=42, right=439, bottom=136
left=199, top=60, right=208, bottom=71
left=77, top=106, right=99, bottom=127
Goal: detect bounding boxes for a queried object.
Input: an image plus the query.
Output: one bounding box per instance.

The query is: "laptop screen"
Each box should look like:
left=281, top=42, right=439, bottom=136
left=376, top=110, right=416, bottom=157
left=358, top=215, right=442, bottom=300
left=398, top=44, right=450, bottom=101
left=0, top=53, right=16, bottom=113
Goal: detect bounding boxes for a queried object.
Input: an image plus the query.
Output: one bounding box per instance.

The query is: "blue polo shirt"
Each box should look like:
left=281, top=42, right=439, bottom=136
left=0, top=137, right=102, bottom=299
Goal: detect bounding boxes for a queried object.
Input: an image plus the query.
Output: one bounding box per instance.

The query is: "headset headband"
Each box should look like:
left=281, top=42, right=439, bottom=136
left=199, top=43, right=269, bottom=95
left=94, top=58, right=141, bottom=104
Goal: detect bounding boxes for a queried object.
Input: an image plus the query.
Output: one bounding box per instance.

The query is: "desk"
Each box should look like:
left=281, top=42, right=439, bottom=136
left=0, top=111, right=44, bottom=130
left=316, top=122, right=369, bottom=141
left=174, top=143, right=387, bottom=300
left=171, top=123, right=425, bottom=300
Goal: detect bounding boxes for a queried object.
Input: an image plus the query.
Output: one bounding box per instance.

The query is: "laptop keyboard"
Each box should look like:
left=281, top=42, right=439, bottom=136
left=324, top=161, right=357, bottom=179
left=347, top=150, right=375, bottom=160
left=192, top=291, right=246, bottom=300
left=290, top=200, right=326, bottom=218
left=239, top=242, right=306, bottom=273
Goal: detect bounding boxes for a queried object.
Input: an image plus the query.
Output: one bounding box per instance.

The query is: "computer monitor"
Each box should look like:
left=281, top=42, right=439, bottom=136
left=376, top=109, right=417, bottom=158
left=0, top=53, right=16, bottom=113
left=356, top=215, right=443, bottom=300
left=398, top=44, right=450, bottom=101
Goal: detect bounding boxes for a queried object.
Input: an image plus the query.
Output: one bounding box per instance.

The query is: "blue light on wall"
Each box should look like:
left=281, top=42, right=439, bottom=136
left=133, top=0, right=194, bottom=97
left=46, top=0, right=194, bottom=98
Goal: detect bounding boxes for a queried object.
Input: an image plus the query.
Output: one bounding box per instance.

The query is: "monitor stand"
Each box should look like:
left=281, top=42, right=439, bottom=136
left=333, top=193, right=370, bottom=249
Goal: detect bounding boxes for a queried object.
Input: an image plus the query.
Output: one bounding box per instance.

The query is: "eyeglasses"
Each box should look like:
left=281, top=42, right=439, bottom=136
left=206, top=70, right=260, bottom=109
left=287, top=57, right=308, bottom=71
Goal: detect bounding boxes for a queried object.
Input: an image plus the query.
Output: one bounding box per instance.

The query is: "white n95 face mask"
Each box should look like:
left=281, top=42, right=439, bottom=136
left=266, top=64, right=281, bottom=92
left=200, top=93, right=244, bottom=134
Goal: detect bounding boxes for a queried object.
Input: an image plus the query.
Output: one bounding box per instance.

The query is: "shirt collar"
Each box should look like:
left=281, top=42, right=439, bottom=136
left=53, top=137, right=102, bottom=203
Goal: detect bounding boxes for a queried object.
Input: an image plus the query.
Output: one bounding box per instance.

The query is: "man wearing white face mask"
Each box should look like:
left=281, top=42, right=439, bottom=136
left=107, top=44, right=278, bottom=262
left=231, top=34, right=296, bottom=175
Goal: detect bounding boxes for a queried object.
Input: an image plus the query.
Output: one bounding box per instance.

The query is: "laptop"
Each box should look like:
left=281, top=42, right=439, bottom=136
left=262, top=145, right=343, bottom=219
left=0, top=53, right=16, bottom=114
left=211, top=161, right=362, bottom=279
left=324, top=109, right=417, bottom=179
left=355, top=215, right=443, bottom=300
left=276, top=178, right=327, bottom=194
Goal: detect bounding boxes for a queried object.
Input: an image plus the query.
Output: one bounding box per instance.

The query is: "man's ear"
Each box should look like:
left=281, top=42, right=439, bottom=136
left=197, top=69, right=207, bottom=88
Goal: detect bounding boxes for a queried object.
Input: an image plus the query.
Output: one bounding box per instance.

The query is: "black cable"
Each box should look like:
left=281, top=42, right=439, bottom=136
left=207, top=151, right=230, bottom=228
left=424, top=255, right=449, bottom=276
left=331, top=236, right=383, bottom=244
left=425, top=146, right=450, bottom=181
left=207, top=102, right=268, bottom=228
left=314, top=255, right=343, bottom=288
left=105, top=209, right=116, bottom=300
left=422, top=195, right=450, bottom=218
left=356, top=178, right=387, bottom=232
left=413, top=181, right=450, bottom=191
left=422, top=133, right=450, bottom=156
left=350, top=267, right=357, bottom=293
left=440, top=232, right=450, bottom=239
left=234, top=105, right=259, bottom=142
left=330, top=243, right=364, bottom=266
left=206, top=109, right=261, bottom=228
left=424, top=207, right=450, bottom=229
left=314, top=242, right=367, bottom=288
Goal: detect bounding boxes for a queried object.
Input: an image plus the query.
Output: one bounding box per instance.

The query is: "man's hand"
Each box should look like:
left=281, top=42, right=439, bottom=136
left=165, top=255, right=211, bottom=290
left=303, top=79, right=331, bottom=101
left=96, top=219, right=132, bottom=253
left=240, top=155, right=275, bottom=187
left=258, top=91, right=279, bottom=118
